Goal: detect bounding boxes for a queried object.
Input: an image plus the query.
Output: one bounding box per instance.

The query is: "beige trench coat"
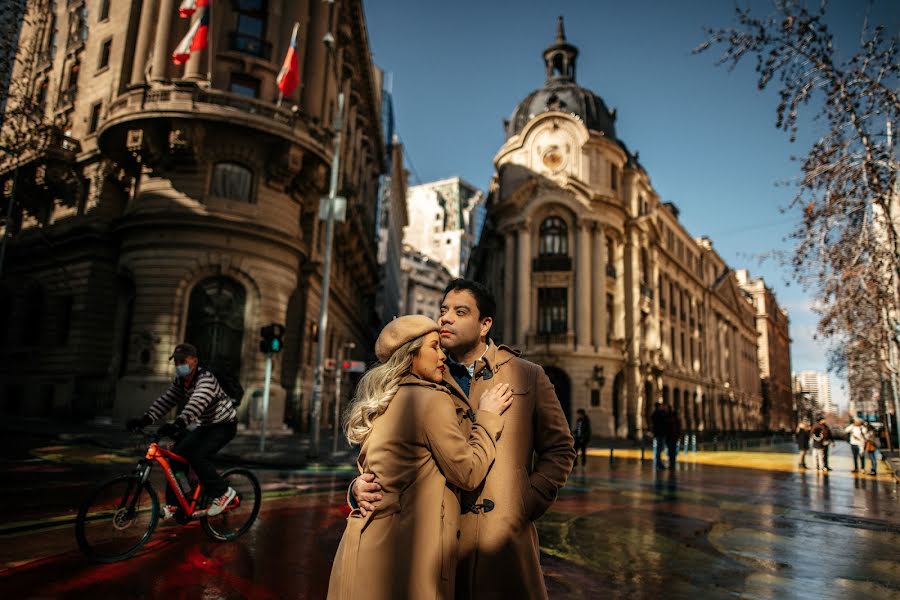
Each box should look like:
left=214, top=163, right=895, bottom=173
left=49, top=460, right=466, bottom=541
left=327, top=374, right=503, bottom=600
left=443, top=341, right=576, bottom=600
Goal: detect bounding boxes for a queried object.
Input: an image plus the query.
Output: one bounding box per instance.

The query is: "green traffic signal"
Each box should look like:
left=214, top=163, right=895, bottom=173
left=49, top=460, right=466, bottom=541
left=259, top=323, right=286, bottom=354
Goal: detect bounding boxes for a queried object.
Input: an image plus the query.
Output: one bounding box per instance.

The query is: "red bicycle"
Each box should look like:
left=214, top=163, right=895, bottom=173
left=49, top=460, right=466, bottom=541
left=74, top=430, right=261, bottom=562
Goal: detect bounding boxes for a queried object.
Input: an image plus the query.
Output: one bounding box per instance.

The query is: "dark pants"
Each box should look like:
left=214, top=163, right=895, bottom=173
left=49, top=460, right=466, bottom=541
left=167, top=421, right=237, bottom=504
left=666, top=437, right=678, bottom=468
left=850, top=444, right=865, bottom=471
left=574, top=440, right=588, bottom=466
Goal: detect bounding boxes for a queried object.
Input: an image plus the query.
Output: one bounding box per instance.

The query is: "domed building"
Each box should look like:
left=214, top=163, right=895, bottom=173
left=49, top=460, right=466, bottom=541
left=470, top=18, right=764, bottom=439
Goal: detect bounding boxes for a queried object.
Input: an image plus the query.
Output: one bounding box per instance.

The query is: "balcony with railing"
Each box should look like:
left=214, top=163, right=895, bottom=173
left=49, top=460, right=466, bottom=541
left=532, top=255, right=572, bottom=272
left=526, top=331, right=575, bottom=349
left=98, top=84, right=332, bottom=170
left=57, top=86, right=77, bottom=109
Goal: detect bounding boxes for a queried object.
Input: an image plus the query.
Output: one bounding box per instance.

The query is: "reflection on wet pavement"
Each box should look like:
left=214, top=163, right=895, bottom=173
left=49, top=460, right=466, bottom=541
left=0, top=442, right=897, bottom=599
left=541, top=444, right=899, bottom=599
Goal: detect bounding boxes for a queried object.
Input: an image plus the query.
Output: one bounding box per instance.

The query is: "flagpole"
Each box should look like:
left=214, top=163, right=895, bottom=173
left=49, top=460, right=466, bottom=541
left=206, top=0, right=213, bottom=84
left=276, top=91, right=284, bottom=108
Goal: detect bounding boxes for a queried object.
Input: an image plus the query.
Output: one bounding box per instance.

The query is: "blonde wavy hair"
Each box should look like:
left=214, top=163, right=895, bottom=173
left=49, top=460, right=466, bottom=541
left=343, top=335, right=426, bottom=445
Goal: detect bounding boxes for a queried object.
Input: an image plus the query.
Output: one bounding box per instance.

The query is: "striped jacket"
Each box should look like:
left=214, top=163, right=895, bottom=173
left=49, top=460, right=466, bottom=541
left=145, top=369, right=237, bottom=427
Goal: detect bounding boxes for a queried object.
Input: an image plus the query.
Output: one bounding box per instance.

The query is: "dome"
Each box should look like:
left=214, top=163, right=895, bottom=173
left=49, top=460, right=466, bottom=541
left=505, top=17, right=617, bottom=141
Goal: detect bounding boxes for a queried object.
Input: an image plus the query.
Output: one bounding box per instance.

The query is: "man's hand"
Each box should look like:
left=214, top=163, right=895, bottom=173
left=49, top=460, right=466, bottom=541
left=157, top=420, right=186, bottom=440
left=352, top=473, right=383, bottom=517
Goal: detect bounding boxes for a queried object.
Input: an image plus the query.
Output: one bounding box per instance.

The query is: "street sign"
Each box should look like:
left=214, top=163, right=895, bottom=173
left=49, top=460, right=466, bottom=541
left=342, top=360, right=366, bottom=373
left=319, top=196, right=347, bottom=222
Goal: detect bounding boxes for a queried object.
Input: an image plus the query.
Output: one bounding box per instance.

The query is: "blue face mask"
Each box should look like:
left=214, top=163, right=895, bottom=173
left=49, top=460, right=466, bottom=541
left=175, top=364, right=193, bottom=378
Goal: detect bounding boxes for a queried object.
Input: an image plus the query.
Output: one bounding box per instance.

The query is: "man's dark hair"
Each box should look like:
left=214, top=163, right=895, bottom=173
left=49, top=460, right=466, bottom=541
left=442, top=278, right=496, bottom=320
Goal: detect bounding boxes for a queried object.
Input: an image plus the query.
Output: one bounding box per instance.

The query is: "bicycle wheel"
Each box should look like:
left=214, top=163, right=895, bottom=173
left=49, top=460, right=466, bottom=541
left=75, top=475, right=159, bottom=562
left=201, top=468, right=261, bottom=541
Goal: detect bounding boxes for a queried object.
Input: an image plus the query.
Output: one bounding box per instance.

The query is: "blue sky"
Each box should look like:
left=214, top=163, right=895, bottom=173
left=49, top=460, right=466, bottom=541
left=363, top=0, right=900, bottom=410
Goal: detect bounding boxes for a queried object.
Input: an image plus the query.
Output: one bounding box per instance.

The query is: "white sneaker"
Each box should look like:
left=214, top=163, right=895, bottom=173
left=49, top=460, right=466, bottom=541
left=207, top=487, right=236, bottom=516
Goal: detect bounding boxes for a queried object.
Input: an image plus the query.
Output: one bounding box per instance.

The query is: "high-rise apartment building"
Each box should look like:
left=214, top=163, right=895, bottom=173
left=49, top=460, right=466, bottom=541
left=793, top=371, right=835, bottom=417
left=403, top=177, right=484, bottom=277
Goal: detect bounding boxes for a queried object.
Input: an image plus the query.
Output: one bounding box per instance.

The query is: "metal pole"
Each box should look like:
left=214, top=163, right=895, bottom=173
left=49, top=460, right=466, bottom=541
left=0, top=148, right=19, bottom=280
left=310, top=91, right=344, bottom=458
left=332, top=360, right=342, bottom=455
left=260, top=353, right=273, bottom=452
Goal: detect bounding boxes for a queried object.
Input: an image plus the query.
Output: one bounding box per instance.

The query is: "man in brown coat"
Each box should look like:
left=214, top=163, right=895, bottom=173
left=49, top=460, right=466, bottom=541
left=354, top=279, right=575, bottom=599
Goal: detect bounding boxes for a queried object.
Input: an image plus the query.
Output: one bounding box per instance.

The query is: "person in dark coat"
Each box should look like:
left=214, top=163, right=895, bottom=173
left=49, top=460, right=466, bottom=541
left=666, top=408, right=682, bottom=469
left=810, top=417, right=833, bottom=472
left=795, top=421, right=810, bottom=469
left=572, top=409, right=592, bottom=467
left=650, top=402, right=671, bottom=469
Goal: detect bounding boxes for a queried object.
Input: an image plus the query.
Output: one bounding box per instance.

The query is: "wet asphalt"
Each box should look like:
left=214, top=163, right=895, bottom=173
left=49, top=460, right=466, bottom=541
left=0, top=435, right=897, bottom=599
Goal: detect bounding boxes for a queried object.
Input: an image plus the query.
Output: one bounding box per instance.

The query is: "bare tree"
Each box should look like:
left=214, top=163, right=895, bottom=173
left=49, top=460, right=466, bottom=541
left=695, top=0, right=900, bottom=444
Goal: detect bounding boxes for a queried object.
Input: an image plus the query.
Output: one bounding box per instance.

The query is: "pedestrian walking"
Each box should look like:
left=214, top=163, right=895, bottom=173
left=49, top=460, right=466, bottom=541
left=573, top=409, right=592, bottom=467
left=666, top=407, right=682, bottom=469
left=863, top=423, right=879, bottom=476
left=844, top=418, right=867, bottom=473
left=795, top=421, right=810, bottom=469
left=810, top=417, right=833, bottom=472
left=328, top=315, right=513, bottom=600
left=650, top=402, right=671, bottom=469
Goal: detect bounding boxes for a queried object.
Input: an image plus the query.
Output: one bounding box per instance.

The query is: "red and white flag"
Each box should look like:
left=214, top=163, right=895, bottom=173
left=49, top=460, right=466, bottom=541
left=276, top=23, right=301, bottom=97
left=178, top=0, right=198, bottom=18
left=172, top=0, right=210, bottom=65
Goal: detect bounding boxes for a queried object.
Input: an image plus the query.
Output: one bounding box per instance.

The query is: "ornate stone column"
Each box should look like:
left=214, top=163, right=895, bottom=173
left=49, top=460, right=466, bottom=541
left=503, top=229, right=515, bottom=343
left=516, top=224, right=531, bottom=347
left=592, top=224, right=606, bottom=350
left=131, top=0, right=158, bottom=85
left=151, top=0, right=177, bottom=83
left=576, top=220, right=591, bottom=351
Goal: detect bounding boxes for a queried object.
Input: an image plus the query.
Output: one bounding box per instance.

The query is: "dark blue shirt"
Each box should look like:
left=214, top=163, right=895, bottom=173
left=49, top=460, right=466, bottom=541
left=446, top=354, right=472, bottom=397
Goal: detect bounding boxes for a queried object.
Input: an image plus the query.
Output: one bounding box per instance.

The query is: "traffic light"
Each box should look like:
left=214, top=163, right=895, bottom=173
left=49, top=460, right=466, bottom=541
left=259, top=323, right=286, bottom=354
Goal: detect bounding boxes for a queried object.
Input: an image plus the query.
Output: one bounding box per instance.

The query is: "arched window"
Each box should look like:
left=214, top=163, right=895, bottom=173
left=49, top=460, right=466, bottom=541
left=539, top=217, right=568, bottom=256
left=211, top=162, right=253, bottom=202
left=185, top=277, right=246, bottom=372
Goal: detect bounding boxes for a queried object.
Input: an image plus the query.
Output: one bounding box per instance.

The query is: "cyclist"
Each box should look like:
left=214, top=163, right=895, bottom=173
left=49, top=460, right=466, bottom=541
left=126, top=342, right=237, bottom=517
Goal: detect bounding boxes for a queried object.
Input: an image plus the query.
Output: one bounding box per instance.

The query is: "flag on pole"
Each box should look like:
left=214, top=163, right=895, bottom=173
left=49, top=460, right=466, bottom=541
left=276, top=23, right=301, bottom=97
left=172, top=0, right=210, bottom=65
left=178, top=0, right=197, bottom=18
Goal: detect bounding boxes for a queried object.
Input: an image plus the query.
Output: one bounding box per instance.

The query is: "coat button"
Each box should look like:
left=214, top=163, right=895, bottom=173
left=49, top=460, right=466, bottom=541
left=456, top=530, right=461, bottom=539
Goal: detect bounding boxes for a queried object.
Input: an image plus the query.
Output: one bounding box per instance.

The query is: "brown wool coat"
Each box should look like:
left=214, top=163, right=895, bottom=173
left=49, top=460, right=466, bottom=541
left=444, top=341, right=576, bottom=600
left=327, top=374, right=503, bottom=600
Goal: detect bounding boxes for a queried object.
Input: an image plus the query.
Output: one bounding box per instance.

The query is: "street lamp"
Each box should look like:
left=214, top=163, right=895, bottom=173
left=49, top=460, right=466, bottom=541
left=309, top=13, right=346, bottom=458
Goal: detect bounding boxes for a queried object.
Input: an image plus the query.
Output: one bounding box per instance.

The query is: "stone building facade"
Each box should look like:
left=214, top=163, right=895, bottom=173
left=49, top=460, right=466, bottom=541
left=470, top=19, right=764, bottom=438
left=404, top=177, right=484, bottom=278
left=736, top=269, right=794, bottom=432
left=400, top=244, right=451, bottom=322
left=0, top=0, right=384, bottom=432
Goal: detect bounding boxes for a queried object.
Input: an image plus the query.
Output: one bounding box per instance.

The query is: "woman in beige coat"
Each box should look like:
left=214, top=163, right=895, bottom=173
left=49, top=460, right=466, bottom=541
left=327, top=315, right=512, bottom=600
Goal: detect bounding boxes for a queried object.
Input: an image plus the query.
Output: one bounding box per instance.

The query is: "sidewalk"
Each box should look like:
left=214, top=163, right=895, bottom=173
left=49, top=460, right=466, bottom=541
left=0, top=416, right=357, bottom=470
